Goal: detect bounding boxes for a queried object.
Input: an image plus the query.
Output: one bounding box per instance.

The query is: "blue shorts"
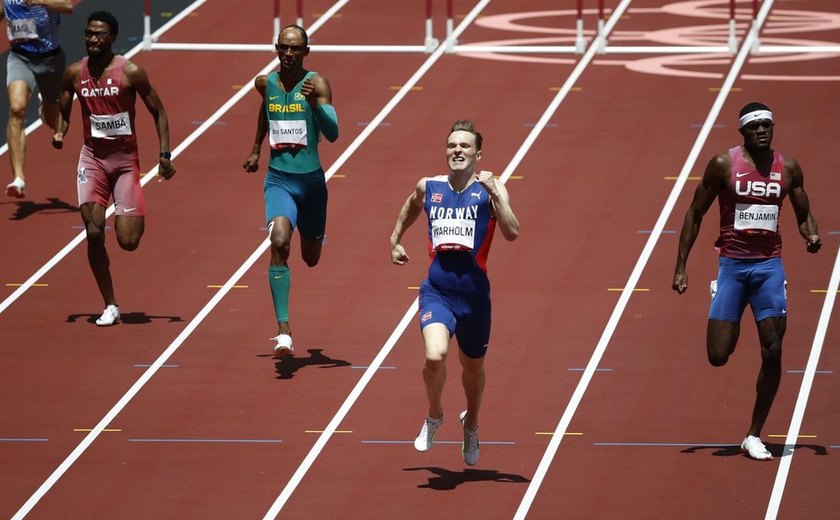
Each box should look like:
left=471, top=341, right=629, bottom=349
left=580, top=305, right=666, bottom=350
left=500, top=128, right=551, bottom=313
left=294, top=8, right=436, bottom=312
left=709, top=256, right=787, bottom=323
left=264, top=167, right=327, bottom=240
left=418, top=276, right=491, bottom=359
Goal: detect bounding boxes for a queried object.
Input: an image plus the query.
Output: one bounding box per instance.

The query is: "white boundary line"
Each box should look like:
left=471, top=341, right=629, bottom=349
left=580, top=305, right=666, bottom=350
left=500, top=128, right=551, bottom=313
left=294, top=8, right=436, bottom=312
left=765, top=246, right=840, bottom=520
left=512, top=0, right=780, bottom=517
left=8, top=2, right=354, bottom=518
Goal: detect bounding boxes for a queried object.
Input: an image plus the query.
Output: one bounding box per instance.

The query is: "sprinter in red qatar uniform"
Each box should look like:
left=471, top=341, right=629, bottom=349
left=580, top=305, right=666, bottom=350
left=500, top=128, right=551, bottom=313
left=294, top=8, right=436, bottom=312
left=673, top=102, right=821, bottom=460
left=52, top=10, right=175, bottom=326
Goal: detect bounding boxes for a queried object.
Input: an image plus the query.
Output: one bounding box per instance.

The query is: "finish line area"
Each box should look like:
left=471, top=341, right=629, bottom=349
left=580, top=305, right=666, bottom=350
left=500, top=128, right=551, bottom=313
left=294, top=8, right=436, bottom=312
left=140, top=0, right=840, bottom=55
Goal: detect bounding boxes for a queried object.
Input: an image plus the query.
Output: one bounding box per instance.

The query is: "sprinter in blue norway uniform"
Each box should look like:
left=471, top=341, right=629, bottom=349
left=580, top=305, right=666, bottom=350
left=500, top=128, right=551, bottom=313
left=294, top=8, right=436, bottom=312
left=390, top=120, right=519, bottom=466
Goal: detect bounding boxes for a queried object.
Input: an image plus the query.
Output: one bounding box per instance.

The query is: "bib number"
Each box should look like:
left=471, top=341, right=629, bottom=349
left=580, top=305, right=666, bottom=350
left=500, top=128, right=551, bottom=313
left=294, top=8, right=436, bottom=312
left=734, top=203, right=779, bottom=233
left=269, top=119, right=307, bottom=150
left=431, top=218, right=476, bottom=251
left=7, top=18, right=38, bottom=43
left=90, top=112, right=132, bottom=139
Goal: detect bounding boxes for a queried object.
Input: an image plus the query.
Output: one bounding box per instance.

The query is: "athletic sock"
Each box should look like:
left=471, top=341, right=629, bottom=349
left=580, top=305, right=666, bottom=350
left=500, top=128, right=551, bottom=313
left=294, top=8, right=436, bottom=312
left=268, top=265, right=290, bottom=322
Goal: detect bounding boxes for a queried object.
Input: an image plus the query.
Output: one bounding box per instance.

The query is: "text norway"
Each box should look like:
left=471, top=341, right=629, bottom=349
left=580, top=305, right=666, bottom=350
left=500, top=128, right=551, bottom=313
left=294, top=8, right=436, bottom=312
left=429, top=205, right=478, bottom=219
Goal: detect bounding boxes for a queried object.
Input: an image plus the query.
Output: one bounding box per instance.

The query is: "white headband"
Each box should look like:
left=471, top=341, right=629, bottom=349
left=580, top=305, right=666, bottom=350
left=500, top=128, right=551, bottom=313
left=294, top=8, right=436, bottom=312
left=739, top=110, right=773, bottom=128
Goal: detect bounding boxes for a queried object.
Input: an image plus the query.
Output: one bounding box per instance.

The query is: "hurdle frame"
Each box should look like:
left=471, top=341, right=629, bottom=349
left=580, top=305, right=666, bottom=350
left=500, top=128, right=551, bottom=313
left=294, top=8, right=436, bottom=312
left=141, top=0, right=840, bottom=57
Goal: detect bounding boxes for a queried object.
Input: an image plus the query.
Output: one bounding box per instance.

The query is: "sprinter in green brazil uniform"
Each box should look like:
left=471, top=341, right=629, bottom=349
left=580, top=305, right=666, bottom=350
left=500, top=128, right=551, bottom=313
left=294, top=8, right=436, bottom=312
left=243, top=25, right=338, bottom=357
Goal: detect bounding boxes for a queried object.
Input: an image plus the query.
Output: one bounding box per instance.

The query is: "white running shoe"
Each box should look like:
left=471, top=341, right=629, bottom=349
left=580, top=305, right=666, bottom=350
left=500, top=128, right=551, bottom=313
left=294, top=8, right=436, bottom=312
left=414, top=415, right=443, bottom=452
left=271, top=334, right=294, bottom=357
left=95, top=305, right=120, bottom=326
left=5, top=177, right=25, bottom=198
left=741, top=435, right=773, bottom=461
left=460, top=410, right=480, bottom=466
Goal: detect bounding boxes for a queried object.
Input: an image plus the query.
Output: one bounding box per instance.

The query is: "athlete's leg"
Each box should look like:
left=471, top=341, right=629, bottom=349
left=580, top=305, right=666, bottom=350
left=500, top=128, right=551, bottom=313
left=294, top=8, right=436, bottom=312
left=706, top=319, right=740, bottom=366
left=269, top=216, right=293, bottom=336
left=421, top=323, right=450, bottom=420
left=113, top=215, right=144, bottom=251
left=39, top=99, right=59, bottom=131
left=458, top=349, right=485, bottom=431
left=748, top=316, right=786, bottom=437
left=299, top=236, right=322, bottom=267
left=6, top=80, right=31, bottom=184
left=297, top=171, right=327, bottom=267
left=81, top=202, right=116, bottom=307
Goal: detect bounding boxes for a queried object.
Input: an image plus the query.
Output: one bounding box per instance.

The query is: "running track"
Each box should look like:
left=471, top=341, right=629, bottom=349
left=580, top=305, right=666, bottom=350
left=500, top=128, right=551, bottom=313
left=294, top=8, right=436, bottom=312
left=1, top=1, right=839, bottom=518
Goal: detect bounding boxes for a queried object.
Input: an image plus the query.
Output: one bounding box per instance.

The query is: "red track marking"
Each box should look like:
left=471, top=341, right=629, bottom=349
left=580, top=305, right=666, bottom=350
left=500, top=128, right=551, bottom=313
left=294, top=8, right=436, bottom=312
left=1, top=1, right=839, bottom=519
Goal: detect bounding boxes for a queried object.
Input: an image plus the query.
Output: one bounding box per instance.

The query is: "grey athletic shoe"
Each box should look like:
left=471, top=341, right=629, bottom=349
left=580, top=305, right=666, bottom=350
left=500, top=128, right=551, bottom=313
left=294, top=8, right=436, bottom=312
left=460, top=410, right=479, bottom=466
left=414, top=415, right=443, bottom=452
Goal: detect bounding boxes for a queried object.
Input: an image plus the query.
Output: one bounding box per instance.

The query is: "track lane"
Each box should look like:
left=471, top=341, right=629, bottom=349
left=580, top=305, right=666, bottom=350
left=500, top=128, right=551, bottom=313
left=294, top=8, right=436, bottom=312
left=3, top=0, right=839, bottom=518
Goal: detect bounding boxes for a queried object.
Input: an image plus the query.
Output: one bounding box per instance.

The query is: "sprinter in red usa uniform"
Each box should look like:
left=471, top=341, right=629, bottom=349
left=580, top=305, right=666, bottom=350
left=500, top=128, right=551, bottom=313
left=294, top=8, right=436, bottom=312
left=52, top=11, right=175, bottom=326
left=390, top=120, right=519, bottom=466
left=673, top=102, right=820, bottom=461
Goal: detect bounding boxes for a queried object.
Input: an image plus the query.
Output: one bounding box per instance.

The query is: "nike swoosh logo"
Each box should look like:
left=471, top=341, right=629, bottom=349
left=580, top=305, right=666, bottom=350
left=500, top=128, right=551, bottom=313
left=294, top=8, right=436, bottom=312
left=273, top=275, right=284, bottom=279
left=123, top=207, right=137, bottom=213
left=735, top=172, right=750, bottom=178
left=269, top=95, right=279, bottom=100
left=81, top=79, right=90, bottom=84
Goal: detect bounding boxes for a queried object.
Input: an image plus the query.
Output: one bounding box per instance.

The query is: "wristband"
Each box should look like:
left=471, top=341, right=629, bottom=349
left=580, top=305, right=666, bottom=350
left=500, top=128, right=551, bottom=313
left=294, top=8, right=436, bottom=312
left=160, top=151, right=171, bottom=160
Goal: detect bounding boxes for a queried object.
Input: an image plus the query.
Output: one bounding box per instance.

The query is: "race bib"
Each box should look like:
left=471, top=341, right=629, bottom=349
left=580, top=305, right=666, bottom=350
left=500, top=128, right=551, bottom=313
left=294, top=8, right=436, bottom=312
left=431, top=218, right=476, bottom=251
left=90, top=112, right=132, bottom=139
left=7, top=18, right=38, bottom=42
left=269, top=119, right=307, bottom=150
left=734, top=203, right=779, bottom=232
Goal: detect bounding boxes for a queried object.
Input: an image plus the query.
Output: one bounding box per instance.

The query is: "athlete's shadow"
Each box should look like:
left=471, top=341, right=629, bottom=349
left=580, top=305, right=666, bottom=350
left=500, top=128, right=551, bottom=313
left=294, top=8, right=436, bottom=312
left=6, top=197, right=78, bottom=220
left=66, top=312, right=184, bottom=325
left=681, top=442, right=829, bottom=458
left=270, top=348, right=351, bottom=379
left=403, top=466, right=530, bottom=490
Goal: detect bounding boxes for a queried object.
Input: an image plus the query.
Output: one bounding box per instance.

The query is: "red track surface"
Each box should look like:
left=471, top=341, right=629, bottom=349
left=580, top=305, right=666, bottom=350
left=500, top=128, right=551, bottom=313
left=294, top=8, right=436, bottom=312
left=1, top=1, right=839, bottom=518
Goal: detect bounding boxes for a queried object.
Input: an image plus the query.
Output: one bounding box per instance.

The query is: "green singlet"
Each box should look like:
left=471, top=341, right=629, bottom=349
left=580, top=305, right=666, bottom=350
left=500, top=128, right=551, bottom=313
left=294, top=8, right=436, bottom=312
left=265, top=70, right=323, bottom=174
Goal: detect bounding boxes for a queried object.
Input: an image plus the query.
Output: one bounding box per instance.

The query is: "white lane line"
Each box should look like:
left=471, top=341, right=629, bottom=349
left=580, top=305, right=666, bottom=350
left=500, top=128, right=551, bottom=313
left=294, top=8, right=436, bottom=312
left=259, top=2, right=493, bottom=517
left=765, top=247, right=840, bottom=520
left=0, top=0, right=209, bottom=316
left=512, top=1, right=778, bottom=518
left=8, top=3, right=353, bottom=518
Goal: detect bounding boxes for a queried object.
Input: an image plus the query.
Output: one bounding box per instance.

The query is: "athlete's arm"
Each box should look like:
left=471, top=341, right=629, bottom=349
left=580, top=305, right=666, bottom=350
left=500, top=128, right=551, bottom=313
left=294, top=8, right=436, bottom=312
left=673, top=153, right=728, bottom=294
left=51, top=62, right=79, bottom=149
left=27, top=0, right=73, bottom=14
left=302, top=74, right=338, bottom=143
left=126, top=61, right=176, bottom=180
left=390, top=179, right=427, bottom=265
left=476, top=170, right=519, bottom=241
left=243, top=75, right=268, bottom=173
left=786, top=157, right=821, bottom=254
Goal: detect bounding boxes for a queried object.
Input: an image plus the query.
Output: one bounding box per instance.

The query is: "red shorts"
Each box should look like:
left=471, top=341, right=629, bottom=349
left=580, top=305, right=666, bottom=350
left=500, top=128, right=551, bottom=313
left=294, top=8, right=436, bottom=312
left=76, top=144, right=145, bottom=216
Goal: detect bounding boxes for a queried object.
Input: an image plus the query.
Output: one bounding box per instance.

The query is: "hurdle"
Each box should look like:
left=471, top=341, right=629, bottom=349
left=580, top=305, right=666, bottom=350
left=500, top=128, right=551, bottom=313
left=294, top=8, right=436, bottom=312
left=143, top=0, right=431, bottom=53
left=141, top=1, right=840, bottom=57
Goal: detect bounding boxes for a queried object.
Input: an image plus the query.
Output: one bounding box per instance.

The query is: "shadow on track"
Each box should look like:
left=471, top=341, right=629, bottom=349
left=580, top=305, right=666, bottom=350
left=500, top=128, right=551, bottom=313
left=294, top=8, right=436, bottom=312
left=681, top=442, right=829, bottom=458
left=264, top=348, right=351, bottom=379
left=4, top=197, right=78, bottom=220
left=403, top=466, right=530, bottom=490
left=66, top=311, right=184, bottom=325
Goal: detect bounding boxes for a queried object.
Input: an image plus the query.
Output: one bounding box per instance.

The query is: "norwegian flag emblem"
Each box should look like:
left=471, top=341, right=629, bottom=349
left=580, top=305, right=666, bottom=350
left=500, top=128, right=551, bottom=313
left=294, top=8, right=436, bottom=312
left=421, top=311, right=432, bottom=322
left=431, top=193, right=442, bottom=203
